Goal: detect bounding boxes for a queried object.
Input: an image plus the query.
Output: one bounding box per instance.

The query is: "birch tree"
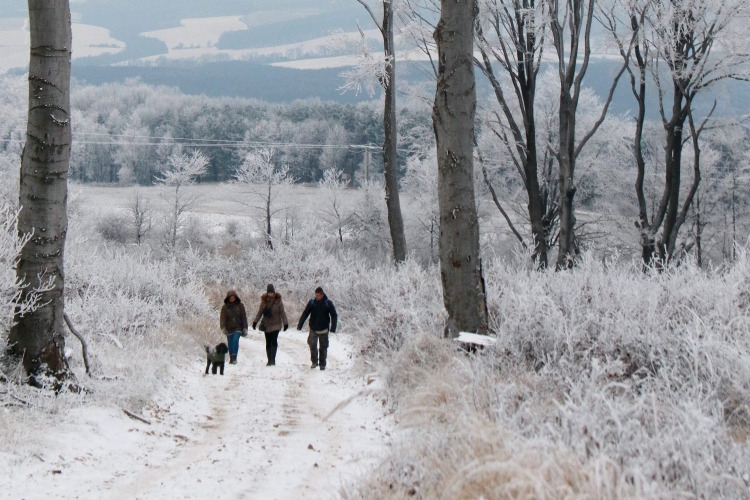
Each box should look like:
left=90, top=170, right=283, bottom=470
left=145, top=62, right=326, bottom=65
left=346, top=0, right=408, bottom=263
left=433, top=0, right=489, bottom=337
left=8, top=0, right=73, bottom=386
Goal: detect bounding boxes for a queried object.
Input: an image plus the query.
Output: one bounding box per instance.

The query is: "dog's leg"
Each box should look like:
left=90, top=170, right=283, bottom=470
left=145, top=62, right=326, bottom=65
left=219, top=362, right=224, bottom=375
left=205, top=359, right=211, bottom=375
left=212, top=363, right=218, bottom=375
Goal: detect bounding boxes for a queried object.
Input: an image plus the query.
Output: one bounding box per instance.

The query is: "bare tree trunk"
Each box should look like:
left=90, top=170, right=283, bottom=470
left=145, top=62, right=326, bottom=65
left=433, top=0, right=488, bottom=338
left=550, top=0, right=626, bottom=269
left=623, top=11, right=656, bottom=267
left=382, top=1, right=407, bottom=263
left=8, top=0, right=72, bottom=386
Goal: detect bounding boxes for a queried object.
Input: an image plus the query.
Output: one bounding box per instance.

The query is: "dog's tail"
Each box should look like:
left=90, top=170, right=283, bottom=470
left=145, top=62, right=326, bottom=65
left=205, top=345, right=211, bottom=354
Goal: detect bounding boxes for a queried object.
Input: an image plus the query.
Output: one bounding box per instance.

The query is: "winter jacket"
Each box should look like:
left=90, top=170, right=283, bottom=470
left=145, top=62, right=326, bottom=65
left=297, top=294, right=338, bottom=333
left=220, top=290, right=248, bottom=334
left=252, top=293, right=289, bottom=333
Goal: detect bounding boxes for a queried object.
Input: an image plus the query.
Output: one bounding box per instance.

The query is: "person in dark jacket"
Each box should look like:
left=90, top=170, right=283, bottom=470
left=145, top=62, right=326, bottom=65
left=297, top=286, right=338, bottom=370
left=220, top=290, right=248, bottom=364
left=252, top=284, right=289, bottom=366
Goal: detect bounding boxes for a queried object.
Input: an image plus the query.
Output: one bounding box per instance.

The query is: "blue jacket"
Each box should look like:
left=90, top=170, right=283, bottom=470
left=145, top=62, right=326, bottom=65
left=298, top=295, right=338, bottom=333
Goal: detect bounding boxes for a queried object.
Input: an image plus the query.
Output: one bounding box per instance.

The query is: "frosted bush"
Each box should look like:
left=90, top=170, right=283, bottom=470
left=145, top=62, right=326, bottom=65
left=348, top=253, right=750, bottom=499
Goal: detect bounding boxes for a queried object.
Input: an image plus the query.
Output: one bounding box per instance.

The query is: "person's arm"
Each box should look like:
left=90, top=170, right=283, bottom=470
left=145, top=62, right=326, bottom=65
left=280, top=300, right=289, bottom=330
left=252, top=299, right=264, bottom=327
left=240, top=304, right=249, bottom=335
left=219, top=306, right=228, bottom=335
left=328, top=300, right=338, bottom=333
left=297, top=301, right=312, bottom=330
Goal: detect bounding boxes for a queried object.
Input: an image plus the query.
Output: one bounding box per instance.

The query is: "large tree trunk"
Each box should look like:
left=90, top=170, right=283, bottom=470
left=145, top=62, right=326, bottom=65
left=382, top=1, right=407, bottom=263
left=433, top=0, right=488, bottom=338
left=8, top=0, right=72, bottom=386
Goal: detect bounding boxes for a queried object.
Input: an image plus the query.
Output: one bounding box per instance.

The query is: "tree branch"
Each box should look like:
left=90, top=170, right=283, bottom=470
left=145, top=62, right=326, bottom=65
left=355, top=0, right=384, bottom=33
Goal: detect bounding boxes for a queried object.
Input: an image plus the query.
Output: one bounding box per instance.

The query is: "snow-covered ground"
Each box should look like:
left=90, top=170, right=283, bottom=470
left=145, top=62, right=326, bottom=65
left=0, top=330, right=391, bottom=499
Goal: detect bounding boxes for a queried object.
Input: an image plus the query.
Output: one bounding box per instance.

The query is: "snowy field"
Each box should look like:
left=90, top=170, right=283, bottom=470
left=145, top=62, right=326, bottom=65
left=0, top=19, right=125, bottom=72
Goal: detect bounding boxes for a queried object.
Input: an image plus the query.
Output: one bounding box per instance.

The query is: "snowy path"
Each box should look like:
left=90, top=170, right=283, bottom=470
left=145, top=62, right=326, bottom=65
left=1, top=331, right=391, bottom=499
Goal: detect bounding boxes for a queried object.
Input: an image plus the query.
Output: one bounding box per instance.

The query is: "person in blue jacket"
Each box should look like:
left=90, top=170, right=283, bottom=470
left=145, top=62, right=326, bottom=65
left=297, top=287, right=338, bottom=370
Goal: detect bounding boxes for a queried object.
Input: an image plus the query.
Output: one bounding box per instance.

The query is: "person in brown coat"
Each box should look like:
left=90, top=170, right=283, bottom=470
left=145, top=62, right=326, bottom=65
left=220, top=290, right=248, bottom=364
left=252, top=284, right=289, bottom=366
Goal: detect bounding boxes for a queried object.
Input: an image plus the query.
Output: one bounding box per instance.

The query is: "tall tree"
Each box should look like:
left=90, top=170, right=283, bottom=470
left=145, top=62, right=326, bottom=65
left=474, top=0, right=552, bottom=268
left=548, top=0, right=629, bottom=269
left=605, top=0, right=750, bottom=265
left=8, top=0, right=73, bottom=386
left=433, top=0, right=488, bottom=337
left=353, top=0, right=408, bottom=263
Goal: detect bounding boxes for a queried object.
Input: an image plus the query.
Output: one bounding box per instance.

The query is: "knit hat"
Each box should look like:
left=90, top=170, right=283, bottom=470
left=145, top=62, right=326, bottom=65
left=267, top=284, right=275, bottom=293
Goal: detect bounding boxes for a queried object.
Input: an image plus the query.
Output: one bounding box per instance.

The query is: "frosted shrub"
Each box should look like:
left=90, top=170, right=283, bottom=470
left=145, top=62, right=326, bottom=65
left=94, top=211, right=132, bottom=244
left=349, top=253, right=750, bottom=499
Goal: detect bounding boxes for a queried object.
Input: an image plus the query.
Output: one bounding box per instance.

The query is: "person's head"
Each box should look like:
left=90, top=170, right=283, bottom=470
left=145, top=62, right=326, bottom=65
left=266, top=284, right=276, bottom=298
left=314, top=286, right=324, bottom=301
left=225, top=290, right=239, bottom=304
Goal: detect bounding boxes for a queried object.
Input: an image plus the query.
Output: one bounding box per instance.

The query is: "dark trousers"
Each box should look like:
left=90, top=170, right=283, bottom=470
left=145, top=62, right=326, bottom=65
left=307, top=331, right=329, bottom=367
left=265, top=331, right=280, bottom=363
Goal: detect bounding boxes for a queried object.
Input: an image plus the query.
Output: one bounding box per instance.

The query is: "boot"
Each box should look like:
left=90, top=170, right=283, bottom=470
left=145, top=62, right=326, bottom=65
left=230, top=354, right=237, bottom=364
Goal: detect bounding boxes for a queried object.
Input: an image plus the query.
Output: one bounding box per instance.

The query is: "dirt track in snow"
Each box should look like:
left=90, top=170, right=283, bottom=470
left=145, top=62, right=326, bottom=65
left=2, top=331, right=391, bottom=500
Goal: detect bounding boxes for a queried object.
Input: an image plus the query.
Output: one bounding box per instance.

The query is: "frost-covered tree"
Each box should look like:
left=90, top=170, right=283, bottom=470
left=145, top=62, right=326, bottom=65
left=547, top=0, right=629, bottom=269
left=319, top=168, right=354, bottom=243
left=128, top=191, right=153, bottom=245
left=342, top=0, right=408, bottom=263
left=474, top=0, right=552, bottom=267
left=234, top=148, right=294, bottom=249
left=156, top=151, right=208, bottom=250
left=404, top=153, right=439, bottom=262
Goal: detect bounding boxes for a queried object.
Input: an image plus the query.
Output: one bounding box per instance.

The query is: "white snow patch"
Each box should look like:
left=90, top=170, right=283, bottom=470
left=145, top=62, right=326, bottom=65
left=134, top=29, right=381, bottom=66
left=141, top=16, right=248, bottom=51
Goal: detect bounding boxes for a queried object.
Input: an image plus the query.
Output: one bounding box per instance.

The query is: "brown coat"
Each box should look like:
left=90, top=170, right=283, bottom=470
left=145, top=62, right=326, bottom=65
left=220, top=290, right=248, bottom=334
left=253, top=293, right=289, bottom=333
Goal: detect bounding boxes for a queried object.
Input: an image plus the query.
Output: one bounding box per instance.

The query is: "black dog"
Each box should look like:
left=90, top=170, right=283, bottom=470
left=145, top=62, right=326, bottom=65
left=205, top=343, right=228, bottom=375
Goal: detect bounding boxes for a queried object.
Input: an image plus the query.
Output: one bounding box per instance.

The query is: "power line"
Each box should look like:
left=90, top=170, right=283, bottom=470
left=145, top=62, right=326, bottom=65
left=0, top=135, right=408, bottom=152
